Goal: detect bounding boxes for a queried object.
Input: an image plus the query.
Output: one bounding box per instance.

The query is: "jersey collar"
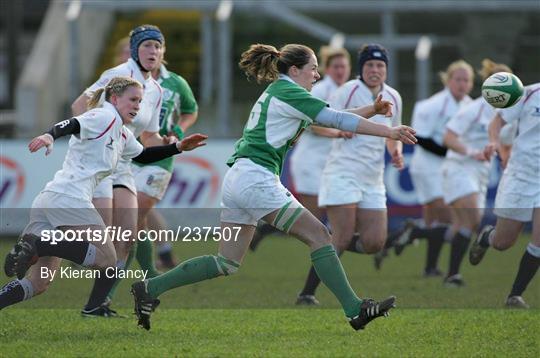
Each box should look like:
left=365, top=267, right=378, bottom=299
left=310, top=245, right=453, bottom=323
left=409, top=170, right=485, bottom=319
left=127, top=58, right=151, bottom=84
left=159, top=64, right=170, bottom=79
left=278, top=74, right=296, bottom=84
left=358, top=78, right=385, bottom=98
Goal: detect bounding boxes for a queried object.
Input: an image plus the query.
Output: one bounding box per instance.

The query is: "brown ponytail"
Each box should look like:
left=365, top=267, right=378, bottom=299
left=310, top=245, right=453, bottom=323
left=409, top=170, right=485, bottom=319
left=478, top=58, right=512, bottom=81
left=239, top=43, right=315, bottom=84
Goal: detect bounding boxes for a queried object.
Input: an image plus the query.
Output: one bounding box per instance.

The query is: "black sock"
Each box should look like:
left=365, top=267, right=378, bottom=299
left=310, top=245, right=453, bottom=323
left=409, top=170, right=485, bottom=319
left=384, top=230, right=401, bottom=249
left=509, top=250, right=540, bottom=297
left=0, top=280, right=26, bottom=310
left=299, top=265, right=321, bottom=296
left=345, top=234, right=362, bottom=253
left=158, top=251, right=174, bottom=265
left=448, top=231, right=472, bottom=276
left=84, top=274, right=118, bottom=310
left=299, top=251, right=343, bottom=296
left=36, top=239, right=89, bottom=265
left=425, top=227, right=447, bottom=271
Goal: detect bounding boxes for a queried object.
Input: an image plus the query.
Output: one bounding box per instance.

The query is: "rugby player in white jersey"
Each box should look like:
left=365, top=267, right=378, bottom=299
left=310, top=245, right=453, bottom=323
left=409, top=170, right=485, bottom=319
left=249, top=46, right=352, bottom=252
left=296, top=44, right=403, bottom=305
left=469, top=82, right=540, bottom=308
left=130, top=43, right=417, bottom=331
left=0, top=77, right=207, bottom=311
left=440, top=59, right=512, bottom=287
left=71, top=25, right=176, bottom=316
left=399, top=60, right=473, bottom=282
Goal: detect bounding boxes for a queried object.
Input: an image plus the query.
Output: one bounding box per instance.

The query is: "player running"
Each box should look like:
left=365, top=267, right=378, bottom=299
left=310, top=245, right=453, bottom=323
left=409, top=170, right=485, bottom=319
left=397, top=60, right=473, bottom=282
left=439, top=59, right=512, bottom=287
left=296, top=44, right=403, bottom=305
left=0, top=77, right=207, bottom=311
left=130, top=43, right=417, bottom=331
left=70, top=25, right=173, bottom=317
left=469, top=82, right=540, bottom=308
left=249, top=46, right=352, bottom=252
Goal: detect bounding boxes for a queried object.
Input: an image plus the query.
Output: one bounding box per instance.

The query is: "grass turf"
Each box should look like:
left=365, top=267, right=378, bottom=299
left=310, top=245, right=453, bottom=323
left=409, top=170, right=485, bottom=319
left=0, top=235, right=538, bottom=356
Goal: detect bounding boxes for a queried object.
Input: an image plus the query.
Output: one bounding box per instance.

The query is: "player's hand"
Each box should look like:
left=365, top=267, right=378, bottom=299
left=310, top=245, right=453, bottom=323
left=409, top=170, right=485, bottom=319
left=339, top=131, right=355, bottom=139
left=28, top=134, right=54, bottom=156
left=163, top=135, right=178, bottom=145
left=391, top=149, right=405, bottom=170
left=177, top=133, right=208, bottom=152
left=467, top=149, right=488, bottom=161
left=373, top=94, right=393, bottom=117
left=483, top=142, right=498, bottom=160
left=389, top=125, right=417, bottom=145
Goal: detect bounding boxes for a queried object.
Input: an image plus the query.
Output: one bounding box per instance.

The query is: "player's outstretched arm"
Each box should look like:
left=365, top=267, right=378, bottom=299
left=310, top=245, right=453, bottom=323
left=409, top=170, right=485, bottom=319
left=314, top=107, right=416, bottom=145
left=28, top=118, right=81, bottom=155
left=132, top=133, right=208, bottom=164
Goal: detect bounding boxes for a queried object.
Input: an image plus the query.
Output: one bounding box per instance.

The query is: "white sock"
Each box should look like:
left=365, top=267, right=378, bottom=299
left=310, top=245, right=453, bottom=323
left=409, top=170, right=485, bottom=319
left=82, top=244, right=97, bottom=267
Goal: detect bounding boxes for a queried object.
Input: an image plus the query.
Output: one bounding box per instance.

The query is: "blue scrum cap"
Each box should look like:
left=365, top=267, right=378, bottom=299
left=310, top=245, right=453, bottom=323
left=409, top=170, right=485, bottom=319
left=129, top=25, right=164, bottom=62
left=357, top=44, right=388, bottom=77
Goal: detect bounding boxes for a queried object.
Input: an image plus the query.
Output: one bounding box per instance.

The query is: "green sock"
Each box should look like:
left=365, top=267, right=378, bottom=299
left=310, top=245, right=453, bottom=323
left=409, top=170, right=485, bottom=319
left=147, top=255, right=225, bottom=298
left=107, top=242, right=137, bottom=300
left=311, top=245, right=362, bottom=318
left=136, top=235, right=160, bottom=278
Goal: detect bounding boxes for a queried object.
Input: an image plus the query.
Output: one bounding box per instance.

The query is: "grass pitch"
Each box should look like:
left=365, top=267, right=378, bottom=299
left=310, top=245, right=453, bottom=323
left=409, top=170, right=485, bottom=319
left=0, top=235, right=538, bottom=357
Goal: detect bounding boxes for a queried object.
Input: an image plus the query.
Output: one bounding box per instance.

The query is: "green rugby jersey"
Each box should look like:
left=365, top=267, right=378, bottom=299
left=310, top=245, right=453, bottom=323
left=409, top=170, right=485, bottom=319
left=227, top=76, right=327, bottom=175
left=134, top=65, right=198, bottom=172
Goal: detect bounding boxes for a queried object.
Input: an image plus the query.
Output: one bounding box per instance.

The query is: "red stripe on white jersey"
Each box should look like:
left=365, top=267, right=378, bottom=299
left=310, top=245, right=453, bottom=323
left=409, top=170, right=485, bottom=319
left=523, top=86, right=540, bottom=104
left=344, top=85, right=360, bottom=109
left=88, top=117, right=116, bottom=140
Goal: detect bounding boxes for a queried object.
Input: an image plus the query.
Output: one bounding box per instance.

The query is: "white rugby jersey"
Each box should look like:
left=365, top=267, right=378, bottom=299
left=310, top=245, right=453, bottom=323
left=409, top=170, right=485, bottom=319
left=291, top=76, right=339, bottom=169
left=410, top=88, right=472, bottom=172
left=322, top=79, right=402, bottom=186
left=43, top=102, right=144, bottom=201
left=445, top=97, right=494, bottom=164
left=498, top=83, right=540, bottom=181
left=85, top=58, right=162, bottom=138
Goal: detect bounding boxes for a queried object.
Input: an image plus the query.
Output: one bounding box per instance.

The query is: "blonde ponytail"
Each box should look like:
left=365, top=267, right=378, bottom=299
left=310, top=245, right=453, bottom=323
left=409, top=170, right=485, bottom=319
left=86, top=76, right=143, bottom=110
left=87, top=88, right=106, bottom=109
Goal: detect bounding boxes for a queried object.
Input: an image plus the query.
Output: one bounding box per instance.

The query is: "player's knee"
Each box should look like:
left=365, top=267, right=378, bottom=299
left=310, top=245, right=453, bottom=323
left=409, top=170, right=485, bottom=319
left=30, top=276, right=52, bottom=296
left=214, top=254, right=240, bottom=276
left=491, top=240, right=511, bottom=251
left=311, top=224, right=332, bottom=246
left=362, top=239, right=385, bottom=254
left=94, top=248, right=117, bottom=269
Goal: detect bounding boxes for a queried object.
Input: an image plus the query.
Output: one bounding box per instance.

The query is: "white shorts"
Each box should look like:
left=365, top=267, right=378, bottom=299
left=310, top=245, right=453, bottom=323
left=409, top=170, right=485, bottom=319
left=132, top=164, right=172, bottom=200
left=23, top=191, right=105, bottom=236
left=494, top=172, right=540, bottom=222
left=410, top=169, right=443, bottom=205
left=93, top=159, right=136, bottom=199
left=318, top=174, right=387, bottom=210
left=442, top=159, right=490, bottom=207
left=290, top=151, right=328, bottom=196
left=220, top=159, right=303, bottom=231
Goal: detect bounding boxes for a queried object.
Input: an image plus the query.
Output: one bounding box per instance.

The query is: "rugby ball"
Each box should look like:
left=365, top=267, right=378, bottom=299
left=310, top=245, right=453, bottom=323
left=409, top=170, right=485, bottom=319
left=481, top=72, right=524, bottom=108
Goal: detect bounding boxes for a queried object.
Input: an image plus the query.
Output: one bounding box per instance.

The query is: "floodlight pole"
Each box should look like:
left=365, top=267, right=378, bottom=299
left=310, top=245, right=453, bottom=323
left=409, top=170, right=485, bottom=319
left=415, top=36, right=432, bottom=101
left=216, top=0, right=233, bottom=137
left=67, top=0, right=81, bottom=102
left=200, top=12, right=213, bottom=106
